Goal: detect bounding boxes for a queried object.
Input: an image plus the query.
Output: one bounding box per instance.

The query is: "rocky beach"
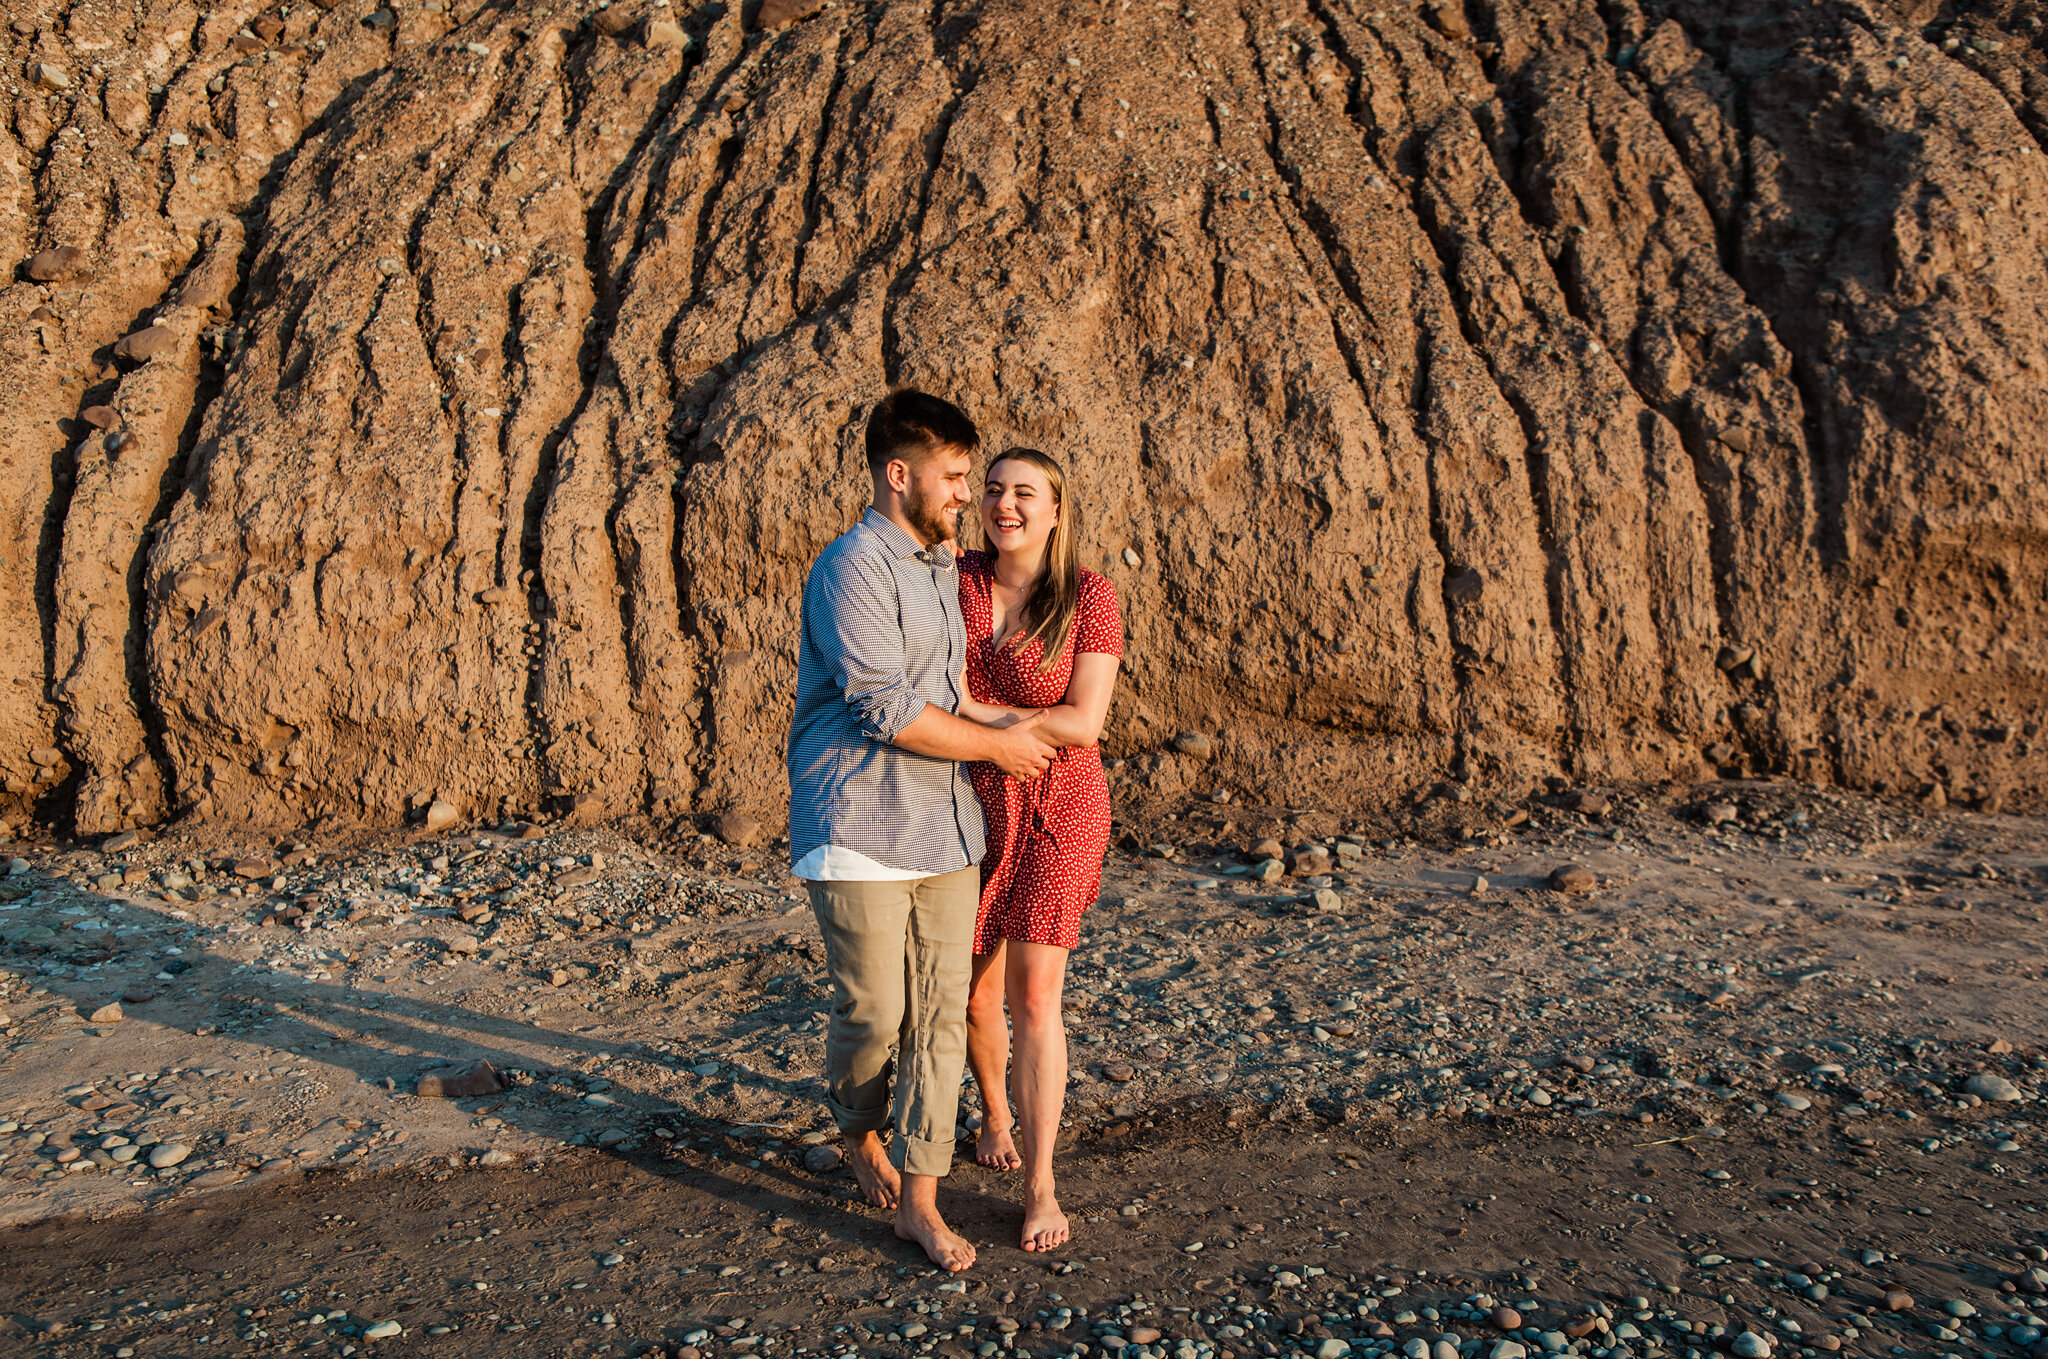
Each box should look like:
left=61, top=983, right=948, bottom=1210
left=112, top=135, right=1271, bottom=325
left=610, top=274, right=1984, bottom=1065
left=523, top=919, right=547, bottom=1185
left=1, top=783, right=2044, bottom=1358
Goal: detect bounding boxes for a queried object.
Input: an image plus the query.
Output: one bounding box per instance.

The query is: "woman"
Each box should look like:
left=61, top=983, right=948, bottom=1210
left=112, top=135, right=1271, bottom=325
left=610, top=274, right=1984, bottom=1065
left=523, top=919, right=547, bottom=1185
left=954, top=448, right=1123, bottom=1253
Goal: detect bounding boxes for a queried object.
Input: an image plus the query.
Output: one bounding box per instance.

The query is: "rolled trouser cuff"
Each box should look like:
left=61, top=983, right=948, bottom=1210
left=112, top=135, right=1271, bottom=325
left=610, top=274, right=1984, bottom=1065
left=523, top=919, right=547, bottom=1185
left=889, top=1129, right=955, bottom=1179
left=827, top=1093, right=889, bottom=1135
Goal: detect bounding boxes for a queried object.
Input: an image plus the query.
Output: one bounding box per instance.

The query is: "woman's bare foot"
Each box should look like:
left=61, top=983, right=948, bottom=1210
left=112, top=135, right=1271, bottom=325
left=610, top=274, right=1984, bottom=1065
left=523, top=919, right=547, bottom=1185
left=1019, top=1183, right=1070, bottom=1252
left=846, top=1132, right=900, bottom=1209
left=895, top=1202, right=977, bottom=1272
left=975, top=1120, right=1023, bottom=1170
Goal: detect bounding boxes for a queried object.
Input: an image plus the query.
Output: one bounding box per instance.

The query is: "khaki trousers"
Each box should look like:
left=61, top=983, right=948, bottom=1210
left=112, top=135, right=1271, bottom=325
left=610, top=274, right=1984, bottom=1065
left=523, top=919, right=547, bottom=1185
left=807, top=866, right=978, bottom=1179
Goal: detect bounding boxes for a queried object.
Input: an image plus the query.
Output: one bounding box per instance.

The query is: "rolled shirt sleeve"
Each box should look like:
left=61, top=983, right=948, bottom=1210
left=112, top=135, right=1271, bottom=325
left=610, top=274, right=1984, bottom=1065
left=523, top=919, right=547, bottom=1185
left=806, top=544, right=934, bottom=743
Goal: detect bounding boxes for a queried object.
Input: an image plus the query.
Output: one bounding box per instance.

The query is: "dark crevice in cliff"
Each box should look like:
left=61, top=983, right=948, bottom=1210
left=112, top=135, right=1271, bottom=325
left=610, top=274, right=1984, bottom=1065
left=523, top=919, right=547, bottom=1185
left=789, top=25, right=854, bottom=317
left=879, top=70, right=965, bottom=385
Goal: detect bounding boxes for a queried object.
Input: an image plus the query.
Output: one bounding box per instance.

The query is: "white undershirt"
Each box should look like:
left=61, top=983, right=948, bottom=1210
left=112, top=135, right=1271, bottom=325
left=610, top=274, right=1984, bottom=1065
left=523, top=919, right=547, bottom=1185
left=792, top=844, right=930, bottom=882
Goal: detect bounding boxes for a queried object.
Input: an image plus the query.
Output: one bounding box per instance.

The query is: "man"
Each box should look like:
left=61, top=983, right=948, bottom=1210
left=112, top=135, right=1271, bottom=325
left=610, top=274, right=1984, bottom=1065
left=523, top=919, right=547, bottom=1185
left=788, top=388, right=1057, bottom=1272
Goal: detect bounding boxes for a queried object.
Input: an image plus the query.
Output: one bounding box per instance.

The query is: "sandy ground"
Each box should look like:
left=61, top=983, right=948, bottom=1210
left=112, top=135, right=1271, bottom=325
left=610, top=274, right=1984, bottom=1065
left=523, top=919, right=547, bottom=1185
left=0, top=783, right=2044, bottom=1358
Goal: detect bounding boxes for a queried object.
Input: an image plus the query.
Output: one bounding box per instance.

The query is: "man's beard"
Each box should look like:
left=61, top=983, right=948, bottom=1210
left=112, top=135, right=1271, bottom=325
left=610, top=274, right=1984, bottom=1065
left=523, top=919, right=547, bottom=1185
left=904, top=481, right=959, bottom=546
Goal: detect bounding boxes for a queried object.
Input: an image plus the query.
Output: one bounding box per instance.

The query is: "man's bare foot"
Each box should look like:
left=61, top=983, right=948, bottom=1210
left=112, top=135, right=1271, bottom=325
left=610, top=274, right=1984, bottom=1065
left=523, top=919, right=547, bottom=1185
left=895, top=1202, right=977, bottom=1272
left=846, top=1132, right=900, bottom=1209
left=1019, top=1184, right=1070, bottom=1252
left=975, top=1120, right=1023, bottom=1171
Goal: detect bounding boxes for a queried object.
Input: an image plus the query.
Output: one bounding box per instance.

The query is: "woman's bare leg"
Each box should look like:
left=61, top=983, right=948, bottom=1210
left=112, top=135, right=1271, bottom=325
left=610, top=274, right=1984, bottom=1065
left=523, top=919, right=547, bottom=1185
left=1005, top=940, right=1071, bottom=1251
left=964, top=943, right=1021, bottom=1170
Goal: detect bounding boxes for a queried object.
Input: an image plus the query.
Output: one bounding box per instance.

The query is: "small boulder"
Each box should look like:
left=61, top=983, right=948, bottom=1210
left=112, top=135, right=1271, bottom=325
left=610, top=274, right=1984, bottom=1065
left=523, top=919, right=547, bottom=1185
left=25, top=245, right=86, bottom=281
left=88, top=1002, right=124, bottom=1024
left=644, top=17, right=688, bottom=47
left=756, top=0, right=824, bottom=27
left=1245, top=837, right=1283, bottom=862
left=712, top=809, right=765, bottom=848
left=1288, top=844, right=1331, bottom=877
left=422, top=800, right=460, bottom=832
left=1548, top=863, right=1597, bottom=894
left=112, top=324, right=179, bottom=362
left=416, top=1061, right=500, bottom=1099
left=1965, top=1071, right=2023, bottom=1102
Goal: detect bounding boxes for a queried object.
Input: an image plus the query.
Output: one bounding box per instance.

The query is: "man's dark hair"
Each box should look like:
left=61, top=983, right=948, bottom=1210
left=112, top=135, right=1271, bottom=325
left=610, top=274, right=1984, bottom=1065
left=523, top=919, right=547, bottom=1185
left=865, top=388, right=980, bottom=478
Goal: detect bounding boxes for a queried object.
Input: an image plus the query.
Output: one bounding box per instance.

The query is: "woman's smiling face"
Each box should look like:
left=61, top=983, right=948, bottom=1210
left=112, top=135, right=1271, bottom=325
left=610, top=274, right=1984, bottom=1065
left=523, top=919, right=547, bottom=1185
left=981, top=457, right=1058, bottom=557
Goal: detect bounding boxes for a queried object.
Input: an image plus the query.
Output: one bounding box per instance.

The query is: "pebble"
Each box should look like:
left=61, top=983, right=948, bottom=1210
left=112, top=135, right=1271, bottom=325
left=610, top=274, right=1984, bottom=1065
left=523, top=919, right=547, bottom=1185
left=1705, top=802, right=1739, bottom=825
left=1317, top=1341, right=1349, bottom=1359
left=33, top=62, right=71, bottom=91
left=802, top=1144, right=841, bottom=1173
left=1883, top=1291, right=1914, bottom=1312
left=1945, top=1301, right=1977, bottom=1319
left=1965, top=1072, right=2022, bottom=1102
left=1730, top=1333, right=1770, bottom=1358
left=601, top=1253, right=624, bottom=1266
left=1491, top=1344, right=1527, bottom=1359
left=1129, top=1327, right=1163, bottom=1345
left=363, top=1320, right=403, bottom=1340
left=89, top=1002, right=124, bottom=1023
left=148, top=1143, right=192, bottom=1168
left=1491, top=1308, right=1523, bottom=1331
left=1774, top=1092, right=1811, bottom=1111
left=1312, top=888, right=1342, bottom=913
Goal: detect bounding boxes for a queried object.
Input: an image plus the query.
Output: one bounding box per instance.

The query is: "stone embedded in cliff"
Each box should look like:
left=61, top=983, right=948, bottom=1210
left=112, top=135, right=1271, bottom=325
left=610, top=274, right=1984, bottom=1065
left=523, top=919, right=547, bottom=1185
left=712, top=810, right=765, bottom=848
left=416, top=1060, right=499, bottom=1098
left=80, top=406, right=116, bottom=429
left=592, top=6, right=635, bottom=37
left=253, top=17, right=285, bottom=42
left=1565, top=790, right=1610, bottom=816
left=1171, top=731, right=1215, bottom=761
left=422, top=800, right=460, bottom=832
left=32, top=63, right=70, bottom=92
left=756, top=0, right=824, bottom=29
left=23, top=246, right=86, bottom=282
left=112, top=325, right=178, bottom=362
left=644, top=17, right=687, bottom=48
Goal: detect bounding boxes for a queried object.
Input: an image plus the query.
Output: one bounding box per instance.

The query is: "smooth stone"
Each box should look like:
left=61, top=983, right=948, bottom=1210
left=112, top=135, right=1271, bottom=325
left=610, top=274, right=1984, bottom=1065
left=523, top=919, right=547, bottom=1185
left=1965, top=1072, right=2022, bottom=1102
left=363, top=1320, right=403, bottom=1339
left=147, top=1143, right=192, bottom=1168
left=1730, top=1333, right=1770, bottom=1359
left=1775, top=1092, right=1811, bottom=1111
left=802, top=1144, right=841, bottom=1173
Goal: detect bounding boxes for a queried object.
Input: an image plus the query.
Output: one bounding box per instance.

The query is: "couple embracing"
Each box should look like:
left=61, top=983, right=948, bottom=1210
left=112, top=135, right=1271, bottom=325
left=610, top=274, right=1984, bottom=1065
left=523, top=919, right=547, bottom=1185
left=786, top=389, right=1124, bottom=1272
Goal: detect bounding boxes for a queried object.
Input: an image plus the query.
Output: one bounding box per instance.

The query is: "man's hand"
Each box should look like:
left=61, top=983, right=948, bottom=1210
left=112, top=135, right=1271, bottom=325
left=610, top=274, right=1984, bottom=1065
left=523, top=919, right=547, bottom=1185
left=988, top=709, right=1056, bottom=780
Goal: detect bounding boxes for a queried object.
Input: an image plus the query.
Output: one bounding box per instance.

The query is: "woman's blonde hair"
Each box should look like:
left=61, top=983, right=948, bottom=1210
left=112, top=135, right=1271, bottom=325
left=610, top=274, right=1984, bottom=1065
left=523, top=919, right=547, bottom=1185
left=984, top=447, right=1081, bottom=673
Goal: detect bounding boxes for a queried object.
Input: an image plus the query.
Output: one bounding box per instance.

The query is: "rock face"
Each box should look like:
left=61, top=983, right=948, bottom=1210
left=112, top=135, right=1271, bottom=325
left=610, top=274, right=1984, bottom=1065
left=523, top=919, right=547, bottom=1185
left=2, top=0, right=2045, bottom=834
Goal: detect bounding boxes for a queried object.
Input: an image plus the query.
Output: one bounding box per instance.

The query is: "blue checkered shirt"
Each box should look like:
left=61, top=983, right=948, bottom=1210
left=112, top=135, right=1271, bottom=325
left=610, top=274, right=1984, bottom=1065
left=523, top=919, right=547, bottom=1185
left=786, top=508, right=986, bottom=876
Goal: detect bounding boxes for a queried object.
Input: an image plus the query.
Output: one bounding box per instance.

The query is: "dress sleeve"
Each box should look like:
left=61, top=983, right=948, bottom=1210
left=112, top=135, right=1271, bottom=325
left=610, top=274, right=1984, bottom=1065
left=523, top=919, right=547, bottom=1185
left=1074, top=571, right=1124, bottom=657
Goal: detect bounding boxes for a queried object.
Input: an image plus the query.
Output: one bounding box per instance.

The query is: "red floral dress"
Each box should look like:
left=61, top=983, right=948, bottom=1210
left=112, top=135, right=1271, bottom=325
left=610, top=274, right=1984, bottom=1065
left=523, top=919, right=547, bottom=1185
left=957, top=552, right=1123, bottom=953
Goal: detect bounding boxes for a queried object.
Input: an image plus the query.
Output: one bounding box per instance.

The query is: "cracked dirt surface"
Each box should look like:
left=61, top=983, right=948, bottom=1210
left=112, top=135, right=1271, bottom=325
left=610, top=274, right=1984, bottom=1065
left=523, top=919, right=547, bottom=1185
left=4, top=0, right=2047, bottom=838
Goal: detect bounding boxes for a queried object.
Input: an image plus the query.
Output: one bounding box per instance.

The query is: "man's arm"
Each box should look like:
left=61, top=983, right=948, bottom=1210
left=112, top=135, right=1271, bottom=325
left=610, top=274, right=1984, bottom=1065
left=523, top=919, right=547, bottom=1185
left=809, top=548, right=1055, bottom=779
left=896, top=704, right=1054, bottom=780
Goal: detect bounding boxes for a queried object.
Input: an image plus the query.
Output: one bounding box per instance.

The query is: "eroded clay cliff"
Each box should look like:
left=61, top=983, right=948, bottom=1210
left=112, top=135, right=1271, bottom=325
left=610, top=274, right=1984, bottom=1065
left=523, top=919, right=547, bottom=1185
left=3, top=0, right=2044, bottom=835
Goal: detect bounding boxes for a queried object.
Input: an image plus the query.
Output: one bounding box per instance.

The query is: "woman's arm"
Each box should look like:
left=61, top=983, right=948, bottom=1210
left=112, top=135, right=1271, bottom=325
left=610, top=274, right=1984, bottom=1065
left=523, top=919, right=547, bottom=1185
left=955, top=653, right=1120, bottom=747
left=1030, top=651, right=1120, bottom=748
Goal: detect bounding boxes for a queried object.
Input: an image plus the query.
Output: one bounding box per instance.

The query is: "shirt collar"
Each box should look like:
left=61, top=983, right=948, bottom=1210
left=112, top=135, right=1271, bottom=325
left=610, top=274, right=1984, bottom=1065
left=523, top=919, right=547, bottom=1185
left=862, top=506, right=954, bottom=569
